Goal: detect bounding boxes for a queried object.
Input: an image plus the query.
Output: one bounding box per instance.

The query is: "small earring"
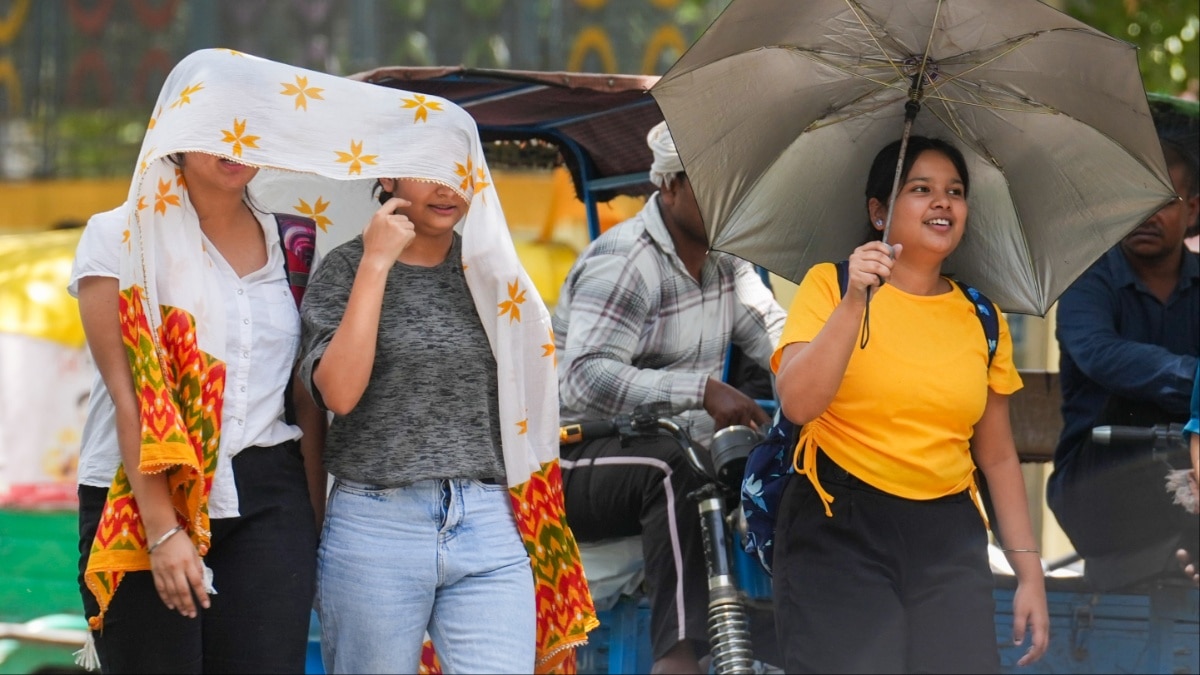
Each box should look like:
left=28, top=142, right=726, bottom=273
left=875, top=219, right=884, bottom=228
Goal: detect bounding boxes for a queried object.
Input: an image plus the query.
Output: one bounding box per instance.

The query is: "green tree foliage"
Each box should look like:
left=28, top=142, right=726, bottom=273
left=1067, top=0, right=1200, bottom=98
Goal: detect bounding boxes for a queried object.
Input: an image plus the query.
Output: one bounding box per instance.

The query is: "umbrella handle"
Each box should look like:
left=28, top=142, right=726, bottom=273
left=860, top=290, right=872, bottom=350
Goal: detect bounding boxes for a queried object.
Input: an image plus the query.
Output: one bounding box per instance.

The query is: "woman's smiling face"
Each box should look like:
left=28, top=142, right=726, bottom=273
left=383, top=177, right=470, bottom=236
left=180, top=152, right=260, bottom=193
left=882, top=149, right=968, bottom=260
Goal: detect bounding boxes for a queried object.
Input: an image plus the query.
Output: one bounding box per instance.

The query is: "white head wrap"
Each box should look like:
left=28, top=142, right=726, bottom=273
left=85, top=49, right=597, bottom=668
left=647, top=119, right=684, bottom=189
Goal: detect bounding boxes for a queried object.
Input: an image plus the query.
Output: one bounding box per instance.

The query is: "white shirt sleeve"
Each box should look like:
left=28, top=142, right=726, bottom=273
left=68, top=203, right=130, bottom=298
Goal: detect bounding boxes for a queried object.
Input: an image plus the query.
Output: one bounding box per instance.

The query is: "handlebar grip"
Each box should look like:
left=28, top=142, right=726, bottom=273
left=560, top=420, right=618, bottom=445
left=1091, top=425, right=1157, bottom=446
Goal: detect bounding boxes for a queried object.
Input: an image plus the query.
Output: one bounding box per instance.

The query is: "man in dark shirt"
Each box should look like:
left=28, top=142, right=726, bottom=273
left=1047, top=104, right=1199, bottom=591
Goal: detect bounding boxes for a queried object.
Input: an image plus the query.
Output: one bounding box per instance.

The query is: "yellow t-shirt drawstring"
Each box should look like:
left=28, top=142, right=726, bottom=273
left=792, top=427, right=835, bottom=517
left=790, top=420, right=991, bottom=527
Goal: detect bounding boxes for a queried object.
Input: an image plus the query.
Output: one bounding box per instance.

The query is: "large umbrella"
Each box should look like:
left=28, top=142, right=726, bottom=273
left=650, top=0, right=1178, bottom=315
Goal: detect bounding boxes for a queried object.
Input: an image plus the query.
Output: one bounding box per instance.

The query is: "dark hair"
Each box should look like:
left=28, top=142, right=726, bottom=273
left=862, top=136, right=969, bottom=241
left=372, top=180, right=393, bottom=206
left=1150, top=97, right=1199, bottom=198
left=1160, top=139, right=1199, bottom=200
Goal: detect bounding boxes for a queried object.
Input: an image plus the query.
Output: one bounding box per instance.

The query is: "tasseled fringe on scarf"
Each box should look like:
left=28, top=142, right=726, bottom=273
left=75, top=562, right=218, bottom=671
left=74, top=632, right=100, bottom=672
left=203, top=561, right=217, bottom=595
left=1166, top=468, right=1199, bottom=514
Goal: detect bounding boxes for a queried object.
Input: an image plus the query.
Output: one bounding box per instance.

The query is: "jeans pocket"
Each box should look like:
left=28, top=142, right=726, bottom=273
left=471, top=479, right=508, bottom=492
left=332, top=478, right=396, bottom=500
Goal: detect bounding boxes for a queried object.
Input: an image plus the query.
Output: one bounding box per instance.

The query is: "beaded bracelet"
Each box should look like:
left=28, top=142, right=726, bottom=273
left=148, top=525, right=185, bottom=555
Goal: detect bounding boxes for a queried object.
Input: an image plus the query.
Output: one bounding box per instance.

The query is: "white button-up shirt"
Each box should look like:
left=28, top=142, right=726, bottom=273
left=70, top=204, right=302, bottom=518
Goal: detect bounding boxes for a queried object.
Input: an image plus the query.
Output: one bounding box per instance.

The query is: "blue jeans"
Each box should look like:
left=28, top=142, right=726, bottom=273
left=317, top=477, right=535, bottom=674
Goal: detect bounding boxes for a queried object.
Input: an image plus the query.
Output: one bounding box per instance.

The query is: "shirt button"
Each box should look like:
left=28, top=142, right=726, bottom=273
left=242, top=351, right=250, bottom=358
left=237, top=289, right=244, bottom=295
left=240, top=385, right=246, bottom=392
left=243, top=318, right=250, bottom=325
left=238, top=419, right=244, bottom=426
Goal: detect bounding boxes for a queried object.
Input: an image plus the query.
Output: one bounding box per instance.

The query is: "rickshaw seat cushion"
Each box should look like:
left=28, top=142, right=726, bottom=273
left=577, top=535, right=645, bottom=611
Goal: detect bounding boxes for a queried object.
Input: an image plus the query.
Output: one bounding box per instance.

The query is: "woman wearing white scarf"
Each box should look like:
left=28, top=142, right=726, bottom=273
left=77, top=48, right=596, bottom=674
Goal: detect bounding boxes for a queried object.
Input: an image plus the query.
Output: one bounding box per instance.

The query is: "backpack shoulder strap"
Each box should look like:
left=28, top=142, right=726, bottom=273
left=951, top=279, right=1000, bottom=367
left=835, top=259, right=850, bottom=297
left=273, top=213, right=316, bottom=426
left=273, top=213, right=317, bottom=309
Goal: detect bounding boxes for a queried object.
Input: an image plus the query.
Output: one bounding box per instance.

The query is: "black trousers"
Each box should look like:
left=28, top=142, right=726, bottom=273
left=561, top=434, right=710, bottom=660
left=78, top=442, right=318, bottom=674
left=773, top=451, right=999, bottom=674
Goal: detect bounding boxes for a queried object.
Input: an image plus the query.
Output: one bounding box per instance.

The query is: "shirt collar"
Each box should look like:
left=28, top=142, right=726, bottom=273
left=642, top=192, right=676, bottom=255
left=642, top=191, right=717, bottom=283
left=1109, top=245, right=1200, bottom=291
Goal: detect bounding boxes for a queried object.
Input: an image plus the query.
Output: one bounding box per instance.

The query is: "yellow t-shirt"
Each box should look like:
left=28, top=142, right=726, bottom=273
left=772, top=262, right=1023, bottom=508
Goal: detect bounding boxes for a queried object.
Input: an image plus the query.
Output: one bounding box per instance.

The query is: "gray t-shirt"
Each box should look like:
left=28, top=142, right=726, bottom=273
left=299, top=233, right=505, bottom=487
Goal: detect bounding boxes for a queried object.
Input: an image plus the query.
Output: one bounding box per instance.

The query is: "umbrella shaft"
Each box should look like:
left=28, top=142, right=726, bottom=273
left=881, top=72, right=925, bottom=245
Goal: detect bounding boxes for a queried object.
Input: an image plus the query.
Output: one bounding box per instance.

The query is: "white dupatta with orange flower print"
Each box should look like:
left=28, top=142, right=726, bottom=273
left=82, top=48, right=596, bottom=673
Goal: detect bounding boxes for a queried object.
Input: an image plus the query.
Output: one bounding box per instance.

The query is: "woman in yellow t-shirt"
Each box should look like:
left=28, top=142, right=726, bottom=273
left=771, top=136, right=1049, bottom=673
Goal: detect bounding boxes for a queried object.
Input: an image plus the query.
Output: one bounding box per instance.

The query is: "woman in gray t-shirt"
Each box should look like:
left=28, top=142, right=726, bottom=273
left=298, top=178, right=535, bottom=673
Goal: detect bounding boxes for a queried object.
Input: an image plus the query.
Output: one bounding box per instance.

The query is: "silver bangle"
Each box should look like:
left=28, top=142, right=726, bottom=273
left=148, top=525, right=185, bottom=555
left=1002, top=548, right=1040, bottom=554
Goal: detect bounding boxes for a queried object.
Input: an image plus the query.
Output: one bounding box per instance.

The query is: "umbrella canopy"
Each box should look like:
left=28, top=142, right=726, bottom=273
left=650, top=0, right=1178, bottom=315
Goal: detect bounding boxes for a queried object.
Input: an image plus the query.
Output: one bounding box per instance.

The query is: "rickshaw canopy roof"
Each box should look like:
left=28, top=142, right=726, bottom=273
left=348, top=66, right=663, bottom=203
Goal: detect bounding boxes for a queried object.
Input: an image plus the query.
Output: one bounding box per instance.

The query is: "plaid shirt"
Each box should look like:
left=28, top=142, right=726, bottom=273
left=553, top=195, right=786, bottom=446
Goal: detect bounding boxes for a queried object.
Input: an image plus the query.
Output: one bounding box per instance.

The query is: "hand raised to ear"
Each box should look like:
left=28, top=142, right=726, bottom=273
left=362, top=197, right=415, bottom=267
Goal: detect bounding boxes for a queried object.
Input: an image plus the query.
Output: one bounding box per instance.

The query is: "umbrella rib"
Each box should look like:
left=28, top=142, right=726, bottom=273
left=924, top=35, right=1038, bottom=96
left=843, top=0, right=906, bottom=83
left=925, top=97, right=969, bottom=142
left=805, top=94, right=900, bottom=131
left=791, top=48, right=911, bottom=93
left=922, top=91, right=1056, bottom=115
left=914, top=0, right=944, bottom=90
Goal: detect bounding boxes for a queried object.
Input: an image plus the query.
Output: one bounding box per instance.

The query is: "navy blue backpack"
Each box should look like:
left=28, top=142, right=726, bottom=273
left=740, top=260, right=1000, bottom=575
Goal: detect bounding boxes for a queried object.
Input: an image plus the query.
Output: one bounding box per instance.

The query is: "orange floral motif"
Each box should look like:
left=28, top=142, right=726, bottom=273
left=455, top=156, right=475, bottom=193
left=517, top=418, right=529, bottom=435
left=335, top=140, right=378, bottom=175
left=280, top=75, right=324, bottom=111
left=401, top=94, right=444, bottom=123
left=169, top=82, right=203, bottom=109
left=147, top=105, right=161, bottom=130
left=220, top=118, right=260, bottom=158
left=153, top=178, right=180, bottom=215
left=543, top=328, right=556, bottom=364
left=138, top=146, right=156, bottom=173
left=474, top=166, right=491, bottom=196
left=294, top=196, right=333, bottom=232
left=498, top=279, right=526, bottom=323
